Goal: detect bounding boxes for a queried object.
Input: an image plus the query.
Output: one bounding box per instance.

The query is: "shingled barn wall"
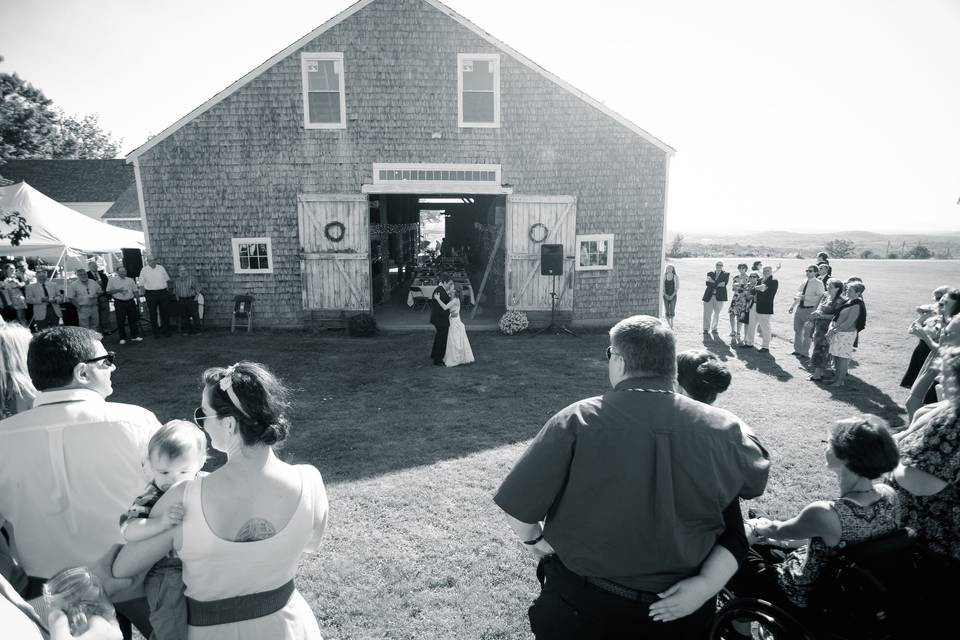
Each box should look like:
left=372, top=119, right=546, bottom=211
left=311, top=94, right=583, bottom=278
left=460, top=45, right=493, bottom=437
left=136, top=0, right=668, bottom=327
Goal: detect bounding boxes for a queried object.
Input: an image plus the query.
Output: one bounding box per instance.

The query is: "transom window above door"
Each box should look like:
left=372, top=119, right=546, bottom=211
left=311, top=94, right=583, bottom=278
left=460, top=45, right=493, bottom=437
left=301, top=52, right=346, bottom=129
left=458, top=53, right=500, bottom=128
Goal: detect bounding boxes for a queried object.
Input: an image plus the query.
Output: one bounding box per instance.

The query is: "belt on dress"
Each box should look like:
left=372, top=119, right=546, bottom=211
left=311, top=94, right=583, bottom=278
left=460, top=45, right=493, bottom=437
left=186, top=579, right=295, bottom=626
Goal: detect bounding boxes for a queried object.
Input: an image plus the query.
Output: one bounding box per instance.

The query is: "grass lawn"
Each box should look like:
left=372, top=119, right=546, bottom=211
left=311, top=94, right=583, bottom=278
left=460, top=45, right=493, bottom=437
left=109, top=257, right=957, bottom=639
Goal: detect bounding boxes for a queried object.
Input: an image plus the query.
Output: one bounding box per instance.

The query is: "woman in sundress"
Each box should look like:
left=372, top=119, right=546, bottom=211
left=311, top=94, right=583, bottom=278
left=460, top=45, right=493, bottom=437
left=114, top=362, right=328, bottom=639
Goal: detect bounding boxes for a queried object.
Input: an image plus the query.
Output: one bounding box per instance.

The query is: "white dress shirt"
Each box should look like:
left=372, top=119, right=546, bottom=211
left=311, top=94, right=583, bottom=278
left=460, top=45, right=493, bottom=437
left=0, top=388, right=161, bottom=578
left=107, top=275, right=139, bottom=301
left=139, top=264, right=170, bottom=291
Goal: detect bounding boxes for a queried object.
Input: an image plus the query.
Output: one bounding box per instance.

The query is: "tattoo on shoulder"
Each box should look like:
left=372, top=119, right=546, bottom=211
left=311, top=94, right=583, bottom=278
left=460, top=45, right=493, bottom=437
left=234, top=518, right=277, bottom=542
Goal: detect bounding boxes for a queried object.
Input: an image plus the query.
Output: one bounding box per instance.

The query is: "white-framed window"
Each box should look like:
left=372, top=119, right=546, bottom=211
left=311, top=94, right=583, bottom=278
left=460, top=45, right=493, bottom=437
left=458, top=53, right=500, bottom=128
left=231, top=237, right=274, bottom=274
left=301, top=52, right=346, bottom=129
left=575, top=234, right=615, bottom=271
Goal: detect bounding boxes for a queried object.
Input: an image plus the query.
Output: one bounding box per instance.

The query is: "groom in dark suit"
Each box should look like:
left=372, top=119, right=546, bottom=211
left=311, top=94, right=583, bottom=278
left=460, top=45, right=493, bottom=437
left=430, top=274, right=454, bottom=365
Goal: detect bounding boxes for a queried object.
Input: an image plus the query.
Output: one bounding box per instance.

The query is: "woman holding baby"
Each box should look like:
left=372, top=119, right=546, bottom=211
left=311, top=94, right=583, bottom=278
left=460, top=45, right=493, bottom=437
left=114, top=362, right=328, bottom=639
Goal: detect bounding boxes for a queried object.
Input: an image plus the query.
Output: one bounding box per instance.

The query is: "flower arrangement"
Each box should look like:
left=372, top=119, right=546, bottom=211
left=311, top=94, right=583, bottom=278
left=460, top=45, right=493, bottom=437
left=498, top=310, right=529, bottom=335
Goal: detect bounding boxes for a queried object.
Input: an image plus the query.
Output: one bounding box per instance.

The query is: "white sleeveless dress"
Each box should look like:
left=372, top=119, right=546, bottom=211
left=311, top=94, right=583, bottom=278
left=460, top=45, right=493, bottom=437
left=179, top=465, right=328, bottom=639
left=444, top=299, right=475, bottom=367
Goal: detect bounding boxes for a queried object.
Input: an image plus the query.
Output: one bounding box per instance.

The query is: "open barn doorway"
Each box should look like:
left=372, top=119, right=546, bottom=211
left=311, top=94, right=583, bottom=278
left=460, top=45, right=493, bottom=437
left=370, top=193, right=506, bottom=328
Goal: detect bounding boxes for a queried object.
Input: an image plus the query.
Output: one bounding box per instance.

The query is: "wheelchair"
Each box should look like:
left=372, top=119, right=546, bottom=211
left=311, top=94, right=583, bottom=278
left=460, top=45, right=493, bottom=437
left=709, top=529, right=921, bottom=640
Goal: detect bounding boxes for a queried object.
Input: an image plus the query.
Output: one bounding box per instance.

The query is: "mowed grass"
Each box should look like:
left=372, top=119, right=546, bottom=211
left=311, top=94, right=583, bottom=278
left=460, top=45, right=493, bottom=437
left=108, top=258, right=958, bottom=639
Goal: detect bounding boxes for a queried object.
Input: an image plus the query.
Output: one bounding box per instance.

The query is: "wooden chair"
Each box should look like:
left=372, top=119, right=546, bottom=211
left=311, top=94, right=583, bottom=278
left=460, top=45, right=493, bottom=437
left=231, top=295, right=253, bottom=333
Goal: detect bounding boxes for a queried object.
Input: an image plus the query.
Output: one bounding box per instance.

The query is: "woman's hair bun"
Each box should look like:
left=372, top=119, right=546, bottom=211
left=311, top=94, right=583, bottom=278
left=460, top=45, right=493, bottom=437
left=258, top=419, right=290, bottom=446
left=696, top=361, right=732, bottom=394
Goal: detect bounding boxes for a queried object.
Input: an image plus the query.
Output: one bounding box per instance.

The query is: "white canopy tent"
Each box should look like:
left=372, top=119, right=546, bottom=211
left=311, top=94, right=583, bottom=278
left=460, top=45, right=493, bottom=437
left=0, top=181, right=145, bottom=268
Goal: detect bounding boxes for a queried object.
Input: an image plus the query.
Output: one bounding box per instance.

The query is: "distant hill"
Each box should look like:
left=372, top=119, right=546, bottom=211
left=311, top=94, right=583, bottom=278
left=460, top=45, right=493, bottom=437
left=665, top=230, right=960, bottom=259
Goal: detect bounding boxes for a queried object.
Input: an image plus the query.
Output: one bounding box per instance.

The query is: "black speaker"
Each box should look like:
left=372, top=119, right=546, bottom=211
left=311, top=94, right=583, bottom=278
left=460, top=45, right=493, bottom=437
left=540, top=244, right=563, bottom=276
left=122, top=248, right=143, bottom=278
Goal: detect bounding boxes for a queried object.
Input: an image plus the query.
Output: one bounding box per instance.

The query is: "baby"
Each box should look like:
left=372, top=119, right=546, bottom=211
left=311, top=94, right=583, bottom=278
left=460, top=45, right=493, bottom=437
left=120, top=420, right=206, bottom=640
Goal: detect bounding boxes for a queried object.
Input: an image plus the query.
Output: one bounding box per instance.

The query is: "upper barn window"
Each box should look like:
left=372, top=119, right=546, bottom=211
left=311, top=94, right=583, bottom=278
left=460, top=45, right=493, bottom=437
left=301, top=53, right=346, bottom=129
left=458, top=53, right=500, bottom=128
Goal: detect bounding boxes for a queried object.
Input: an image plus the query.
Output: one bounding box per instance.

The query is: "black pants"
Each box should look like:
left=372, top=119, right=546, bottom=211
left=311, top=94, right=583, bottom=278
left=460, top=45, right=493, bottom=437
left=528, top=556, right=714, bottom=640
left=114, top=298, right=140, bottom=340
left=431, top=323, right=449, bottom=363
left=177, top=296, right=198, bottom=333
left=145, top=290, right=171, bottom=336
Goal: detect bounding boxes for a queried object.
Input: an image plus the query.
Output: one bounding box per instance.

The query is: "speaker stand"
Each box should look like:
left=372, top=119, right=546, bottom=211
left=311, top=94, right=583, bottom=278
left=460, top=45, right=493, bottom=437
left=532, top=275, right=577, bottom=337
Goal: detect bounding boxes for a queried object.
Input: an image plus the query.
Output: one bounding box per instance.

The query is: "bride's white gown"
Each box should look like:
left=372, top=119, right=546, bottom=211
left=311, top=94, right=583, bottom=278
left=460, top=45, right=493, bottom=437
left=444, top=299, right=475, bottom=367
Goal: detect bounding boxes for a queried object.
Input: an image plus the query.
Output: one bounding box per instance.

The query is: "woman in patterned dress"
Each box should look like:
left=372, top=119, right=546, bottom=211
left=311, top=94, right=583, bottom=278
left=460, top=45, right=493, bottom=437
left=891, top=344, right=960, bottom=628
left=726, top=264, right=749, bottom=342
left=728, top=415, right=900, bottom=611
left=807, top=278, right=845, bottom=381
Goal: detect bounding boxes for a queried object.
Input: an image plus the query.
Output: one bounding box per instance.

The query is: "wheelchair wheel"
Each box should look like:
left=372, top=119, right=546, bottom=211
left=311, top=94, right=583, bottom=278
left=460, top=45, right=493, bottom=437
left=710, top=596, right=816, bottom=640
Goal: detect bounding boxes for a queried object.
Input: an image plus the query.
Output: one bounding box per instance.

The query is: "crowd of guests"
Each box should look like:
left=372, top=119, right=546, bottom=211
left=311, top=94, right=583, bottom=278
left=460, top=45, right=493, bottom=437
left=0, top=310, right=957, bottom=637
left=0, top=254, right=202, bottom=348
left=498, top=315, right=960, bottom=638
left=0, top=326, right=326, bottom=639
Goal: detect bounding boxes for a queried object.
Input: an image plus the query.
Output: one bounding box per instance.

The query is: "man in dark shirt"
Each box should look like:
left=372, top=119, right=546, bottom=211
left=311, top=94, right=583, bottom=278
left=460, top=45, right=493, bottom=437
left=494, top=315, right=770, bottom=639
left=744, top=266, right=779, bottom=352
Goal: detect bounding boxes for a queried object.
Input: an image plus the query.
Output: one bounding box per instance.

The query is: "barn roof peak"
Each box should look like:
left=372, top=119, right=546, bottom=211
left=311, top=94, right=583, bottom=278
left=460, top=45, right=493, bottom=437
left=126, top=0, right=674, bottom=162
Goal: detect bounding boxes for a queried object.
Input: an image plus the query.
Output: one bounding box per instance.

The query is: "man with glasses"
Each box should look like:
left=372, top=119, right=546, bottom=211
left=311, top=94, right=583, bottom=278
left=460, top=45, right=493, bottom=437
left=0, top=327, right=161, bottom=639
left=787, top=264, right=826, bottom=358
left=702, top=261, right=729, bottom=337
left=495, top=315, right=770, bottom=638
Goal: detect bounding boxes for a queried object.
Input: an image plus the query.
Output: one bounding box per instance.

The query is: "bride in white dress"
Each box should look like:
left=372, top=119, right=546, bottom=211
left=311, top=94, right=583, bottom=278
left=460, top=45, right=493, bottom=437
left=438, top=284, right=475, bottom=367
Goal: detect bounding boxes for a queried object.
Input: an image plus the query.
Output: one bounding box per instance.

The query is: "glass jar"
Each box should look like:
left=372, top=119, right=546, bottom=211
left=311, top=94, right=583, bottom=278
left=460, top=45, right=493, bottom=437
left=43, top=566, right=116, bottom=635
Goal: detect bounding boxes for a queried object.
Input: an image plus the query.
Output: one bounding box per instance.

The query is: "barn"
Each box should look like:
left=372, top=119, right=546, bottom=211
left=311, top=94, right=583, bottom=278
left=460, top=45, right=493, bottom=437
left=127, top=0, right=674, bottom=329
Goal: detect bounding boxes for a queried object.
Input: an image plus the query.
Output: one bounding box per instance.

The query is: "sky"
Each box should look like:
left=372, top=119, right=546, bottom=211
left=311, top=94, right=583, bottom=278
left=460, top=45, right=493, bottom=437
left=2, top=0, right=959, bottom=234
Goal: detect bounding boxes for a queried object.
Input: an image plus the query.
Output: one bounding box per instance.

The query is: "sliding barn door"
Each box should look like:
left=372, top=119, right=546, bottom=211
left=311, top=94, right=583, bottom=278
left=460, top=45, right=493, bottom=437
left=298, top=194, right=371, bottom=311
left=505, top=195, right=576, bottom=311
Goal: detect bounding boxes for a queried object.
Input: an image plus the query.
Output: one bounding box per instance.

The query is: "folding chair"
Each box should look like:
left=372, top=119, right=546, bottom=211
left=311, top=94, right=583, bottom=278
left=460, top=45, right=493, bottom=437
left=231, top=295, right=253, bottom=333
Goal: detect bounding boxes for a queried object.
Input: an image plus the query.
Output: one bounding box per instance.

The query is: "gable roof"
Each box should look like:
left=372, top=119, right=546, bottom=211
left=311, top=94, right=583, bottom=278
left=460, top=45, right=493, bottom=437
left=0, top=159, right=134, bottom=202
left=127, top=0, right=674, bottom=162
left=101, top=184, right=141, bottom=219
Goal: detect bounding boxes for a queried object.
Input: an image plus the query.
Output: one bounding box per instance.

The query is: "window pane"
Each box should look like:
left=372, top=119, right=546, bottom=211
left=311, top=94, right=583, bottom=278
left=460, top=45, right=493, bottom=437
left=239, top=245, right=249, bottom=257
left=240, top=256, right=250, bottom=269
left=308, top=92, right=341, bottom=123
left=462, top=92, right=495, bottom=123
left=257, top=244, right=267, bottom=256
left=307, top=60, right=340, bottom=92
left=462, top=59, right=494, bottom=91
left=256, top=256, right=268, bottom=269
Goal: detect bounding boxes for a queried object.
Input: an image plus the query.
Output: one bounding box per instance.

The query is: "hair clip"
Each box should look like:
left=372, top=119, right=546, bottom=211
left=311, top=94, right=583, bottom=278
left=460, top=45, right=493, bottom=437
left=218, top=364, right=250, bottom=417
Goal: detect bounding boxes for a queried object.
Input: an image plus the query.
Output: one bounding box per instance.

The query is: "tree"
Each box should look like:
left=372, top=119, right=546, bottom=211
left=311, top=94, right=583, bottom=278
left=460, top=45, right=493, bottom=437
left=906, top=243, right=932, bottom=260
left=0, top=63, right=121, bottom=160
left=859, top=249, right=875, bottom=259
left=0, top=209, right=33, bottom=246
left=668, top=233, right=686, bottom=258
left=823, top=239, right=855, bottom=259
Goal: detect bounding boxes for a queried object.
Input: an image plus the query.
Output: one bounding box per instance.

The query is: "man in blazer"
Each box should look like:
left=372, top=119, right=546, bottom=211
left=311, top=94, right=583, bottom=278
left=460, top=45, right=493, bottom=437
left=702, top=261, right=729, bottom=335
left=744, top=266, right=779, bottom=351
left=429, top=274, right=453, bottom=365
left=24, top=269, right=62, bottom=330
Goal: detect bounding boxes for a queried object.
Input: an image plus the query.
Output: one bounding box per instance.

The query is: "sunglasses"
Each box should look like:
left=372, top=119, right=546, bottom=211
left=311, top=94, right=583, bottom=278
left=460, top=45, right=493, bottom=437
left=82, top=352, right=116, bottom=367
left=605, top=346, right=622, bottom=360
left=193, top=407, right=220, bottom=427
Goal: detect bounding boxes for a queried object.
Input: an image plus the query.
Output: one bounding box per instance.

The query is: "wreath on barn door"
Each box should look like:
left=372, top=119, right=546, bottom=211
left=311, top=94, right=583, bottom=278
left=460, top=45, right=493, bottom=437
left=324, top=221, right=346, bottom=243
left=528, top=223, right=548, bottom=243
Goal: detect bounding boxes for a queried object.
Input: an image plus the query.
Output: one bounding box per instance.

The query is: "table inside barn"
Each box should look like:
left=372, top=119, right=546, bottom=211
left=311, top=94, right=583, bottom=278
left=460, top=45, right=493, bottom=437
left=406, top=269, right=475, bottom=307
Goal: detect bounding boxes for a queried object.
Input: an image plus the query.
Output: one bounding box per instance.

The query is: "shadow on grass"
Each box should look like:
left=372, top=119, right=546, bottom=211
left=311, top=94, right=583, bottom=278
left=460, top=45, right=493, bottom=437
left=702, top=335, right=736, bottom=361
left=734, top=347, right=794, bottom=381
left=107, top=329, right=611, bottom=484
left=817, top=374, right=907, bottom=428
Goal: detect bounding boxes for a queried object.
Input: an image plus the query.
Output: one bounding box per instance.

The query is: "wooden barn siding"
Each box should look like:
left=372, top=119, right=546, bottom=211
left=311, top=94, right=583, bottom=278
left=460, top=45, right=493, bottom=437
left=137, top=0, right=666, bottom=327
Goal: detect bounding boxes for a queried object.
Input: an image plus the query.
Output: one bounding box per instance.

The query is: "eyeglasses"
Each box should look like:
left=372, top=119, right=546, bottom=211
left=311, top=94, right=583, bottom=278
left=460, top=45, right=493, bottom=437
left=82, top=352, right=116, bottom=367
left=193, top=407, right=220, bottom=427
left=605, top=346, right=622, bottom=360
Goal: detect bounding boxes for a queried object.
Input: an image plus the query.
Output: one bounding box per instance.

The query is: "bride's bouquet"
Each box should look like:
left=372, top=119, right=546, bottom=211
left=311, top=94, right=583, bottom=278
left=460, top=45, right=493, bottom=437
left=498, top=310, right=529, bottom=335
